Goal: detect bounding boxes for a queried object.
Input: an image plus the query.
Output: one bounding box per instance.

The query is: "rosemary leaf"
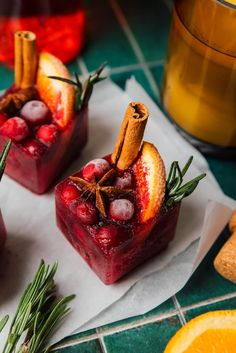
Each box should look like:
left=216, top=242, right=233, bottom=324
left=48, top=63, right=106, bottom=112
left=0, top=140, right=11, bottom=182
left=0, top=316, right=9, bottom=333
left=173, top=173, right=206, bottom=197
left=168, top=162, right=183, bottom=196
left=165, top=157, right=206, bottom=208
left=166, top=161, right=177, bottom=188
left=1, top=261, right=75, bottom=353
left=47, top=76, right=78, bottom=86
left=181, top=155, right=193, bottom=176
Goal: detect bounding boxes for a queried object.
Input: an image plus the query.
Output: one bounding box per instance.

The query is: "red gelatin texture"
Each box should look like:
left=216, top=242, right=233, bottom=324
left=55, top=157, right=181, bottom=284
left=0, top=0, right=85, bottom=67
left=0, top=88, right=88, bottom=193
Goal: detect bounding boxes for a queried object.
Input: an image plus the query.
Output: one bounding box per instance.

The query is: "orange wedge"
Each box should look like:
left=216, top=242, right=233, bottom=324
left=164, top=310, right=236, bottom=353
left=133, top=141, right=166, bottom=223
left=36, top=52, right=75, bottom=129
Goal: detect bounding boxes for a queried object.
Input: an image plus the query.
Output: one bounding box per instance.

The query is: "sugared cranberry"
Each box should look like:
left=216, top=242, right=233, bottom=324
left=94, top=225, right=129, bottom=253
left=109, top=199, right=134, bottom=221
left=36, top=124, right=58, bottom=143
left=0, top=117, right=29, bottom=142
left=23, top=139, right=46, bottom=158
left=0, top=112, right=7, bottom=127
left=83, top=159, right=110, bottom=181
left=61, top=184, right=80, bottom=203
left=114, top=172, right=132, bottom=189
left=21, top=100, right=49, bottom=125
left=76, top=201, right=98, bottom=225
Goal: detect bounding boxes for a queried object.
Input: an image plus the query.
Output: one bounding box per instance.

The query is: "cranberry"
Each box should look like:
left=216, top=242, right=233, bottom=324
left=36, top=124, right=58, bottom=143
left=83, top=159, right=110, bottom=181
left=61, top=184, right=80, bottom=203
left=21, top=100, right=49, bottom=125
left=23, top=139, right=46, bottom=158
left=94, top=225, right=129, bottom=253
left=109, top=199, right=134, bottom=221
left=0, top=117, right=29, bottom=142
left=114, top=172, right=132, bottom=189
left=76, top=201, right=98, bottom=225
left=0, top=112, right=7, bottom=127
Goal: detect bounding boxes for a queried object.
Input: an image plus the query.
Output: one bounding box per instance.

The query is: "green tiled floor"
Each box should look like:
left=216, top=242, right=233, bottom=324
left=103, top=317, right=182, bottom=353
left=1, top=0, right=236, bottom=352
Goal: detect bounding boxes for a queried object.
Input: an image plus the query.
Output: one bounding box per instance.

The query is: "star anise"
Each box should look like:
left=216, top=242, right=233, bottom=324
left=70, top=168, right=133, bottom=218
left=0, top=86, right=37, bottom=115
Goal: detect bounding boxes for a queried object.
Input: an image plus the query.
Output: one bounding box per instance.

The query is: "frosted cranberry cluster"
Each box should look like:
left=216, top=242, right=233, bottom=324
left=61, top=158, right=135, bottom=233
left=0, top=100, right=58, bottom=156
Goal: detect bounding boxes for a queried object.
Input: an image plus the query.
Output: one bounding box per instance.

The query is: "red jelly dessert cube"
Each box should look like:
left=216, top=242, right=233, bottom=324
left=0, top=32, right=105, bottom=194
left=55, top=103, right=205, bottom=284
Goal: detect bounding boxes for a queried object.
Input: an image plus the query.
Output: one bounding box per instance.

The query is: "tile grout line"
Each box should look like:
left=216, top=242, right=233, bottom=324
left=109, top=59, right=164, bottom=75
left=53, top=309, right=179, bottom=349
left=52, top=333, right=99, bottom=350
left=182, top=290, right=236, bottom=313
left=172, top=295, right=186, bottom=326
left=52, top=290, right=236, bottom=349
left=108, top=0, right=161, bottom=100
left=96, top=329, right=109, bottom=353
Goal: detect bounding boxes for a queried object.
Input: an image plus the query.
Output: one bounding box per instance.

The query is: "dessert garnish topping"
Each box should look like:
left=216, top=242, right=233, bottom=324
left=0, top=31, right=38, bottom=115
left=70, top=168, right=132, bottom=218
left=0, top=260, right=75, bottom=353
left=0, top=87, right=37, bottom=116
left=112, top=102, right=149, bottom=170
left=48, top=62, right=106, bottom=112
left=165, top=156, right=206, bottom=208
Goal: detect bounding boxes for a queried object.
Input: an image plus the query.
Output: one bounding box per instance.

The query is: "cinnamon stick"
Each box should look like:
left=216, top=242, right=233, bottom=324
left=22, top=31, right=37, bottom=88
left=14, top=31, right=37, bottom=88
left=111, top=102, right=149, bottom=170
left=14, top=32, right=24, bottom=87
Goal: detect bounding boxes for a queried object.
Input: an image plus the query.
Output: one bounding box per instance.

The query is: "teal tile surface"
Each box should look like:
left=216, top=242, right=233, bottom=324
left=56, top=339, right=102, bottom=353
left=185, top=297, right=236, bottom=322
left=207, top=157, right=236, bottom=199
left=119, top=0, right=172, bottom=62
left=176, top=229, right=236, bottom=307
left=81, top=1, right=138, bottom=70
left=57, top=328, right=96, bottom=346
left=0, top=64, right=14, bottom=90
left=67, top=60, right=81, bottom=76
left=103, top=316, right=181, bottom=353
left=98, top=298, right=175, bottom=332
left=151, top=64, right=165, bottom=90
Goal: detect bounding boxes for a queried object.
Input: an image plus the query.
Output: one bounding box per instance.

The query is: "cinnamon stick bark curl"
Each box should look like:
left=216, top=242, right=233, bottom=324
left=112, top=102, right=149, bottom=170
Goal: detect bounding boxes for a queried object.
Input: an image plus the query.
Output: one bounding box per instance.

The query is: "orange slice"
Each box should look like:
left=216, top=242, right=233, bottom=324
left=165, top=310, right=236, bottom=353
left=133, top=141, right=166, bottom=223
left=36, top=52, right=75, bottom=129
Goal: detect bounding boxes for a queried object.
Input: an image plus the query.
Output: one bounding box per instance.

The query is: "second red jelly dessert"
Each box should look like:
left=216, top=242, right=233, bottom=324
left=0, top=31, right=104, bottom=194
left=55, top=102, right=206, bottom=284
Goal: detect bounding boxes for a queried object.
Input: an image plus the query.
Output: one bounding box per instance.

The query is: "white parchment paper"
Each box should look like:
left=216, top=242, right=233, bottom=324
left=0, top=78, right=235, bottom=346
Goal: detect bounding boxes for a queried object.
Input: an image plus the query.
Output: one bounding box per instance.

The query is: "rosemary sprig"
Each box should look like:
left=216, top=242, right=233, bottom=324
left=1, top=260, right=75, bottom=353
left=165, top=156, right=206, bottom=208
left=0, top=140, right=11, bottom=182
left=48, top=62, right=107, bottom=112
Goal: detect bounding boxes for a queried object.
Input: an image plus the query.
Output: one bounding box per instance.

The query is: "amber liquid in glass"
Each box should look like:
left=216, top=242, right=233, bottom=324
left=163, top=7, right=236, bottom=148
left=0, top=0, right=85, bottom=67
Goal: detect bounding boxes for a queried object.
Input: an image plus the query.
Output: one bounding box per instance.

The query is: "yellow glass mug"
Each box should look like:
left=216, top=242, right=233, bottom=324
left=162, top=0, right=236, bottom=156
